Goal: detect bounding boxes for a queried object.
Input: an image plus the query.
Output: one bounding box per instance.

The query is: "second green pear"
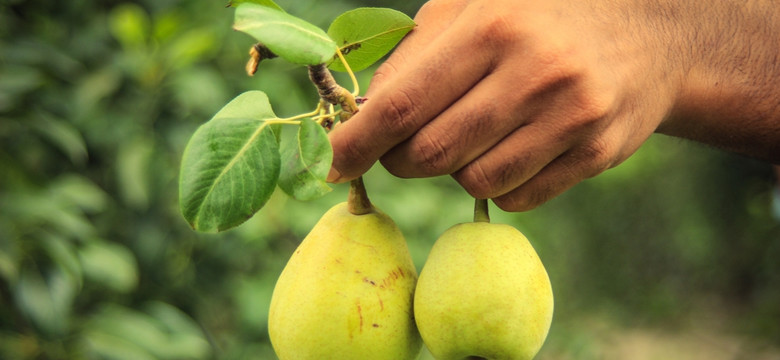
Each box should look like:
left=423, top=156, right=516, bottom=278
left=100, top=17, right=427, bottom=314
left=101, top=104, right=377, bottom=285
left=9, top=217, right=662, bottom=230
left=268, top=201, right=422, bottom=360
left=414, top=201, right=554, bottom=360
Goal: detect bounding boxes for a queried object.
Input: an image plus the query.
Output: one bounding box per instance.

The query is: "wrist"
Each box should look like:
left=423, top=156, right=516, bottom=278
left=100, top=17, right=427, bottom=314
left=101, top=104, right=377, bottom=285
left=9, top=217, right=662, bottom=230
left=658, top=0, right=780, bottom=161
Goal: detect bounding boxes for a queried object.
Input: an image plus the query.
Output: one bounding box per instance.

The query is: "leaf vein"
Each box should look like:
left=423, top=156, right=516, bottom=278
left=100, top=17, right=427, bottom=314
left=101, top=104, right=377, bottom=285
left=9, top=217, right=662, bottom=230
left=338, top=24, right=415, bottom=52
left=238, top=21, right=334, bottom=45
left=194, top=122, right=269, bottom=225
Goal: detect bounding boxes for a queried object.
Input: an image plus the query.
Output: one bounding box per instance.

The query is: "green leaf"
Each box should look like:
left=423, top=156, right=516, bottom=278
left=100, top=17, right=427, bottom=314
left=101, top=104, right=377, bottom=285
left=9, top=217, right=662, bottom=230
left=179, top=91, right=281, bottom=232
left=0, top=241, right=19, bottom=284
left=233, top=3, right=337, bottom=65
left=41, top=233, right=83, bottom=289
left=164, top=29, right=218, bottom=68
left=82, top=330, right=157, bottom=360
left=116, top=137, right=154, bottom=210
left=278, top=119, right=333, bottom=201
left=144, top=302, right=212, bottom=359
left=50, top=175, right=109, bottom=213
left=228, top=0, right=284, bottom=12
left=79, top=241, right=138, bottom=293
left=15, top=267, right=77, bottom=336
left=84, top=304, right=210, bottom=360
left=327, top=8, right=415, bottom=72
left=108, top=3, right=151, bottom=49
left=31, top=112, right=88, bottom=166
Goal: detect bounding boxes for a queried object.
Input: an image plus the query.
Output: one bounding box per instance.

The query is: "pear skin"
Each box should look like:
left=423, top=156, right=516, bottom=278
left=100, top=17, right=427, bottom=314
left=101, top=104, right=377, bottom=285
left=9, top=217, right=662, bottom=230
left=415, top=222, right=554, bottom=360
left=268, top=202, right=422, bottom=360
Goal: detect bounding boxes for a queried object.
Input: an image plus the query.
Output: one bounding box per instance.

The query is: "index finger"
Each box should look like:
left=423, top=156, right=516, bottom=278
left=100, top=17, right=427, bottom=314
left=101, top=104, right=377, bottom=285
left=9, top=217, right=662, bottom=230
left=327, top=14, right=497, bottom=183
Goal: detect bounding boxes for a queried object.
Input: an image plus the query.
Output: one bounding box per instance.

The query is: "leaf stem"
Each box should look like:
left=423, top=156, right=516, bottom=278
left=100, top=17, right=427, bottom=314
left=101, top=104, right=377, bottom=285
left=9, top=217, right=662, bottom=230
left=336, top=48, right=360, bottom=96
left=275, top=102, right=323, bottom=122
left=266, top=119, right=302, bottom=126
left=474, top=198, right=490, bottom=223
left=312, top=111, right=342, bottom=121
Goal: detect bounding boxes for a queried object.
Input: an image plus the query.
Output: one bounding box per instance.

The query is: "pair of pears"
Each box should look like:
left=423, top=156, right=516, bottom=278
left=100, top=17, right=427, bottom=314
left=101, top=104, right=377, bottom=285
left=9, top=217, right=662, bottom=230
left=268, top=179, right=554, bottom=360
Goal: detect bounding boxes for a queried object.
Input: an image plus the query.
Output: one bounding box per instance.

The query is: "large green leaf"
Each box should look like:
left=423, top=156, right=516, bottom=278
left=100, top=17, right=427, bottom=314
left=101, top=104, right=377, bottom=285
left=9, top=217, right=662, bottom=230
left=179, top=91, right=281, bottom=232
left=228, top=0, right=284, bottom=12
left=233, top=3, right=337, bottom=65
left=278, top=118, right=333, bottom=201
left=327, top=8, right=415, bottom=72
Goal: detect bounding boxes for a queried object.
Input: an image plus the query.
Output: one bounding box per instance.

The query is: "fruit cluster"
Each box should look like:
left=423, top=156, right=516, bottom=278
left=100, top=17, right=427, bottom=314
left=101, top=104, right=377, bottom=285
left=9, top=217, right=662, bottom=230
left=268, top=180, right=554, bottom=360
left=178, top=3, right=554, bottom=359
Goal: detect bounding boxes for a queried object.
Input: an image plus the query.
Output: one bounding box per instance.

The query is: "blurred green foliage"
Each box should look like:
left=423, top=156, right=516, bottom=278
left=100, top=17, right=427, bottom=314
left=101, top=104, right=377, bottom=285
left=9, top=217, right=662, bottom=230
left=1, top=0, right=778, bottom=359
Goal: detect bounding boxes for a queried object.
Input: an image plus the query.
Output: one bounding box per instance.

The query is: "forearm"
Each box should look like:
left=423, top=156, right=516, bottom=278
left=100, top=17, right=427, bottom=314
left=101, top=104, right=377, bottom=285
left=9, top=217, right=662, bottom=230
left=659, top=0, right=780, bottom=163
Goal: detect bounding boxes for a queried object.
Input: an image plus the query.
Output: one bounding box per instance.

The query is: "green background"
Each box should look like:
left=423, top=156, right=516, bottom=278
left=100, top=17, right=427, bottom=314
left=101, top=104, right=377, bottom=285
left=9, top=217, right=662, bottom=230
left=1, top=0, right=779, bottom=359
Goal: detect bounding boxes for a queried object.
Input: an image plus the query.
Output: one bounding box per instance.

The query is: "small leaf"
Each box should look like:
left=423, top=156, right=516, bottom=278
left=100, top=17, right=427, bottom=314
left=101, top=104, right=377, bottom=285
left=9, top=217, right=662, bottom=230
left=179, top=91, right=281, bottom=232
left=41, top=233, right=83, bottom=288
left=233, top=3, right=337, bottom=65
left=164, top=28, right=217, bottom=68
left=144, top=302, right=212, bottom=359
left=116, top=137, right=153, bottom=210
left=15, top=266, right=77, bottom=336
left=79, top=241, right=138, bottom=293
left=82, top=330, right=157, bottom=360
left=108, top=3, right=151, bottom=49
left=31, top=112, right=88, bottom=166
left=50, top=174, right=109, bottom=213
left=228, top=0, right=284, bottom=12
left=278, top=119, right=333, bottom=201
left=327, top=8, right=415, bottom=72
left=84, top=303, right=211, bottom=360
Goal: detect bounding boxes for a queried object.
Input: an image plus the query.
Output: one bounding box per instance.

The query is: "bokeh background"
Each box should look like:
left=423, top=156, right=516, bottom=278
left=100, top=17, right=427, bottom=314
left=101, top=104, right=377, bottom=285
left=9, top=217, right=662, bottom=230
left=2, top=0, right=780, bottom=359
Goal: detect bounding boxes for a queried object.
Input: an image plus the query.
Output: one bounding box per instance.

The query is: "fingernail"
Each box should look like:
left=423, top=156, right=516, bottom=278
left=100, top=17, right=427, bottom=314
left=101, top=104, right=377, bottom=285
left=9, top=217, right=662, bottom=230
left=327, top=167, right=342, bottom=183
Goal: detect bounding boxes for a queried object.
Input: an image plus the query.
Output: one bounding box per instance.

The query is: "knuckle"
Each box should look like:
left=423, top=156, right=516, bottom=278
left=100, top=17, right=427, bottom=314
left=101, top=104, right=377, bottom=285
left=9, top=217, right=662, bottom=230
left=335, top=136, right=374, bottom=173
left=493, top=183, right=553, bottom=212
left=454, top=162, right=499, bottom=199
left=493, top=195, right=530, bottom=212
left=585, top=142, right=616, bottom=174
left=409, top=131, right=456, bottom=176
left=530, top=48, right=617, bottom=127
left=415, top=0, right=439, bottom=20
left=543, top=77, right=617, bottom=137
left=369, top=61, right=399, bottom=90
left=572, top=82, right=616, bottom=126
left=572, top=137, right=617, bottom=176
left=416, top=0, right=468, bottom=20
left=378, top=88, right=423, bottom=138
left=474, top=14, right=517, bottom=50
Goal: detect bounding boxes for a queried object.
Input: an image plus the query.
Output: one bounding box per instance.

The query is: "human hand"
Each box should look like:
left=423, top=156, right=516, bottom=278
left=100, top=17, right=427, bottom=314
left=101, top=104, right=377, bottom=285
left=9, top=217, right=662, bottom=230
left=327, top=0, right=777, bottom=211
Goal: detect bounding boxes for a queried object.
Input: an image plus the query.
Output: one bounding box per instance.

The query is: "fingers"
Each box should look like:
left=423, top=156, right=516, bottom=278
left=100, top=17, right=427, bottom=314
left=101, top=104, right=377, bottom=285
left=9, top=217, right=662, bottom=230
left=450, top=72, right=626, bottom=208
left=490, top=132, right=621, bottom=212
left=377, top=68, right=531, bottom=178
left=451, top=121, right=573, bottom=200
left=327, top=1, right=494, bottom=183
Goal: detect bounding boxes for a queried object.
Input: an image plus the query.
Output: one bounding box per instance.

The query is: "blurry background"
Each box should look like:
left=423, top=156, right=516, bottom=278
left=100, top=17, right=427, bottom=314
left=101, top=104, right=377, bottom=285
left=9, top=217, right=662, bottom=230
left=1, top=0, right=779, bottom=359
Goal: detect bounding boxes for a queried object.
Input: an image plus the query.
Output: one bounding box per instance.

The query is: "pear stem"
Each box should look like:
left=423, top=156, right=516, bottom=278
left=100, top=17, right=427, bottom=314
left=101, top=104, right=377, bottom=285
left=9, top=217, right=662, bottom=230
left=348, top=177, right=373, bottom=215
left=474, top=198, right=490, bottom=223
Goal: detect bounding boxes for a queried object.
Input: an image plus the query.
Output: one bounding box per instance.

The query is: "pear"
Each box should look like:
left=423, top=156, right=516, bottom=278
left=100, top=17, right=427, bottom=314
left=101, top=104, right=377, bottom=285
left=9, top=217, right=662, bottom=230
left=414, top=199, right=553, bottom=360
left=268, top=178, right=422, bottom=360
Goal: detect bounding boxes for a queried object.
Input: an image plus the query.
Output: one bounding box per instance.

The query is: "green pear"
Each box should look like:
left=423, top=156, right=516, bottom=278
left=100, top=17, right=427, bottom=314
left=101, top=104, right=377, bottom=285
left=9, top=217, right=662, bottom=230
left=414, top=199, right=553, bottom=360
left=268, top=178, right=422, bottom=360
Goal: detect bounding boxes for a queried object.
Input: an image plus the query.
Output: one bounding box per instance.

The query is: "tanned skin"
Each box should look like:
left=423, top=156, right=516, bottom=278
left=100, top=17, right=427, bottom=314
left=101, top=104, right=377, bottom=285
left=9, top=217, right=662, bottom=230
left=327, top=0, right=780, bottom=211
